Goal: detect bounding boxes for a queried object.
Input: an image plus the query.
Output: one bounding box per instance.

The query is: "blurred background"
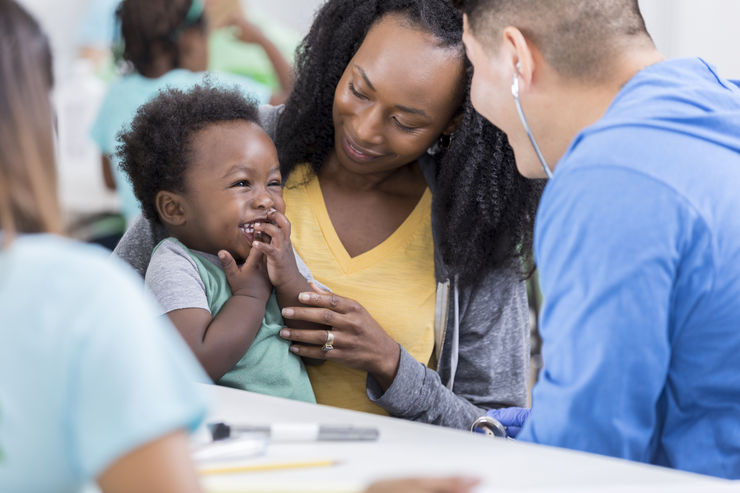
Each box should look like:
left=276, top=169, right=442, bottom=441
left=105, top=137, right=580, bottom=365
left=14, top=0, right=740, bottom=247
left=21, top=0, right=740, bottom=84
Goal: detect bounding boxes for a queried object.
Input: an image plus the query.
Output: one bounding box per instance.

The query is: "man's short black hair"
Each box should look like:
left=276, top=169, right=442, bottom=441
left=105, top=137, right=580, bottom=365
left=455, top=0, right=652, bottom=81
left=117, top=82, right=260, bottom=223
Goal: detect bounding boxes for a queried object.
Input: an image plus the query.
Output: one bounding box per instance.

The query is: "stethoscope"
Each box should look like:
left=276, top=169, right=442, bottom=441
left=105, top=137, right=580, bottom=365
left=470, top=415, right=511, bottom=439
left=469, top=68, right=551, bottom=440
left=511, top=65, right=553, bottom=179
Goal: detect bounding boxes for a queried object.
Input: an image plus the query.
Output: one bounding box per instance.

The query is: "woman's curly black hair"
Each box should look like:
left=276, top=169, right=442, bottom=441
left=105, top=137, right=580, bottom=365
left=117, top=82, right=259, bottom=224
left=276, top=0, right=545, bottom=284
left=116, top=0, right=205, bottom=76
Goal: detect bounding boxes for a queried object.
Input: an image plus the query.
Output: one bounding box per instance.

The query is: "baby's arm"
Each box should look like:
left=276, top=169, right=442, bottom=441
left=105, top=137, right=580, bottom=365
left=252, top=209, right=326, bottom=332
left=147, top=241, right=271, bottom=382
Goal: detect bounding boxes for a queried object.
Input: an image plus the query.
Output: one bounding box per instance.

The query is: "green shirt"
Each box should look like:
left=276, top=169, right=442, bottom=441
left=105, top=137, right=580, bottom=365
left=149, top=238, right=315, bottom=403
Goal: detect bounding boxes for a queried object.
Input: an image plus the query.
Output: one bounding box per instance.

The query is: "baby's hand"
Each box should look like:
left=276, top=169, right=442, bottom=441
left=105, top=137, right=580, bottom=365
left=251, top=209, right=301, bottom=290
left=218, top=246, right=270, bottom=301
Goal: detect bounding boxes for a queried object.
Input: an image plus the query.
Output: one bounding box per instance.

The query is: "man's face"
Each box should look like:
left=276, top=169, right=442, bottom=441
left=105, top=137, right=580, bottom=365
left=462, top=16, right=548, bottom=179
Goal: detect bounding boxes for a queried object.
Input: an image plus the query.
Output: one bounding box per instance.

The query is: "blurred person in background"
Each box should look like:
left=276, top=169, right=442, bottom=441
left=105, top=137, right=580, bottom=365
left=90, top=0, right=293, bottom=229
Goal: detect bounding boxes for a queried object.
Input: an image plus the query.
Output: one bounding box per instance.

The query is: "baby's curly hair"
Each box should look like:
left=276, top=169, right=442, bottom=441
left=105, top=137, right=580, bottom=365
left=277, top=0, right=545, bottom=284
left=117, top=82, right=259, bottom=223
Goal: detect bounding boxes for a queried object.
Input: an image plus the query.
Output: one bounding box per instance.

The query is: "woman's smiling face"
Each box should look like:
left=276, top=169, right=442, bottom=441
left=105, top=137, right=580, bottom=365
left=331, top=14, right=466, bottom=175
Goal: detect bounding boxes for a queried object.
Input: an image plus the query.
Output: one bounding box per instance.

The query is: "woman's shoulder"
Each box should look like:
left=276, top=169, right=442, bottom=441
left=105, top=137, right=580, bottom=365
left=258, top=103, right=284, bottom=140
left=6, top=234, right=145, bottom=300
left=283, top=162, right=314, bottom=189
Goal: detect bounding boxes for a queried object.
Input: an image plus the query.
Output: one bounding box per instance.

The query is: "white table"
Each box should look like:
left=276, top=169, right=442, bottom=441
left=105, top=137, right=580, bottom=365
left=197, top=384, right=736, bottom=493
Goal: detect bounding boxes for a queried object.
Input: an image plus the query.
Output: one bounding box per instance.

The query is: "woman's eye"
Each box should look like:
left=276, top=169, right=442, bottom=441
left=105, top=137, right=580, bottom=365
left=393, top=117, right=418, bottom=133
left=348, top=83, right=367, bottom=100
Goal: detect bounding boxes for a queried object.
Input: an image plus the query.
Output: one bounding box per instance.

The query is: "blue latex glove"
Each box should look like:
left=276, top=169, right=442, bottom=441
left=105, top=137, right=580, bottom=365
left=486, top=407, right=530, bottom=438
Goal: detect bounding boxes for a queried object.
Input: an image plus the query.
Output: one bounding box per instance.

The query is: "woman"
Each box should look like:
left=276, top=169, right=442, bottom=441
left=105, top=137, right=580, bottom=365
left=115, top=0, right=543, bottom=429
left=0, top=1, right=208, bottom=490
left=0, top=2, right=475, bottom=492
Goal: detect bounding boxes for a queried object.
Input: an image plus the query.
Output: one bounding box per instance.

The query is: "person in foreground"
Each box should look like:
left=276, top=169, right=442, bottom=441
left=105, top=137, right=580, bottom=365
left=118, top=83, right=319, bottom=402
left=456, top=0, right=740, bottom=479
left=0, top=2, right=477, bottom=491
left=115, top=0, right=543, bottom=429
left=0, top=1, right=209, bottom=490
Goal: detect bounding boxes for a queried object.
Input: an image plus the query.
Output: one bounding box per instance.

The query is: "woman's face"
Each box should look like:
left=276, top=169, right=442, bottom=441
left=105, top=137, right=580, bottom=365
left=331, top=14, right=465, bottom=175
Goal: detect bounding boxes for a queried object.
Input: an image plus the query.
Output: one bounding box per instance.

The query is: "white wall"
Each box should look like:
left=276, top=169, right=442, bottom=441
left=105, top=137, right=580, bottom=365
left=251, top=0, right=324, bottom=36
left=639, top=0, right=740, bottom=79
left=18, top=0, right=90, bottom=79
left=18, top=0, right=740, bottom=81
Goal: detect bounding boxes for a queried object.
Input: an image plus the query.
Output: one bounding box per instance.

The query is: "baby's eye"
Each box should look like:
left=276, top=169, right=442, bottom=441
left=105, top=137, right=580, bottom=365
left=232, top=180, right=250, bottom=188
left=268, top=180, right=282, bottom=187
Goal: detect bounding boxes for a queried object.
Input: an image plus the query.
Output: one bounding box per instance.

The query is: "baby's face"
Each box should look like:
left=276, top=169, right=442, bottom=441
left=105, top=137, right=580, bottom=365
left=178, top=120, right=285, bottom=262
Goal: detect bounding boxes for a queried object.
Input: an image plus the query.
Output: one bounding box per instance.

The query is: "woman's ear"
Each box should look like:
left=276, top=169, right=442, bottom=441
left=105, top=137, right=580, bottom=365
left=443, top=110, right=464, bottom=137
left=156, top=191, right=187, bottom=227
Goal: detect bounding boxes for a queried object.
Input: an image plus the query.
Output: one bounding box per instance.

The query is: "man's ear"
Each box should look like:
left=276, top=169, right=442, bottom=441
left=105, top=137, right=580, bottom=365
left=502, top=26, right=536, bottom=90
left=155, top=191, right=187, bottom=227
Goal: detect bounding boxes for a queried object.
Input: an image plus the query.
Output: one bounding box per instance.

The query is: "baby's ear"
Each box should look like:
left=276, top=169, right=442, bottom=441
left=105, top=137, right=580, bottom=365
left=156, top=191, right=187, bottom=226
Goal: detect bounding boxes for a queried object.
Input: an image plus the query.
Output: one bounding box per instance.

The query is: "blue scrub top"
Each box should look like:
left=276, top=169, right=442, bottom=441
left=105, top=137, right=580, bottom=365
left=520, top=58, right=740, bottom=479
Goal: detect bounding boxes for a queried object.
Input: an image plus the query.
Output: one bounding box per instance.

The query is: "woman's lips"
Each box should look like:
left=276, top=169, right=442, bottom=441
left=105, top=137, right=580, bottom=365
left=342, top=135, right=384, bottom=163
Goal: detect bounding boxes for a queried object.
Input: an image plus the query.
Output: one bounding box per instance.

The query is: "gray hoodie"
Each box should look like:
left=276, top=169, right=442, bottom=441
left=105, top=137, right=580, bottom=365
left=113, top=104, right=529, bottom=430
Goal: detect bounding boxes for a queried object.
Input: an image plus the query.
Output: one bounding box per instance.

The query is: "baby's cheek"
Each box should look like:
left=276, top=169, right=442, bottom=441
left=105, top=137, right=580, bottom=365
left=274, top=194, right=287, bottom=214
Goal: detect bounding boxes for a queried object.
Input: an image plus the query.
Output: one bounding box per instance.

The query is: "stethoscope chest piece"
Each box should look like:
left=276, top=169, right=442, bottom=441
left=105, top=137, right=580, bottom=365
left=471, top=415, right=508, bottom=438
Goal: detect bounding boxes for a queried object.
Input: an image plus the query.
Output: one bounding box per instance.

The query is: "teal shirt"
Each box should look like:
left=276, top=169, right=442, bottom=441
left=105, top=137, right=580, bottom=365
left=0, top=234, right=208, bottom=492
left=90, top=69, right=271, bottom=224
left=148, top=238, right=315, bottom=403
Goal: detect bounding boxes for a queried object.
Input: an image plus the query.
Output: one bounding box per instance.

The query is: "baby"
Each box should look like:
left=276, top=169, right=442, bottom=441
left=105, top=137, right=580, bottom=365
left=118, top=82, right=318, bottom=402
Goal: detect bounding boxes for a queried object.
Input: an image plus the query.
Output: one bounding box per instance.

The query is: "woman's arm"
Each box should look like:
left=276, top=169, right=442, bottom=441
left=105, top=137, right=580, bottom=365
left=113, top=215, right=167, bottom=277
left=98, top=430, right=201, bottom=493
left=280, top=265, right=530, bottom=429
left=234, top=19, right=294, bottom=103
left=369, top=267, right=530, bottom=429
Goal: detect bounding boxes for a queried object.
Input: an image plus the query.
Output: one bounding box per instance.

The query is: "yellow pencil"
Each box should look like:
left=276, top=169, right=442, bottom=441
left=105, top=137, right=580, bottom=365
left=198, top=459, right=338, bottom=476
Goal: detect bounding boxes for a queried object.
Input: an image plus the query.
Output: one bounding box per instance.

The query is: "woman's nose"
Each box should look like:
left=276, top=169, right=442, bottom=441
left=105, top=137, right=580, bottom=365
left=354, top=105, right=384, bottom=145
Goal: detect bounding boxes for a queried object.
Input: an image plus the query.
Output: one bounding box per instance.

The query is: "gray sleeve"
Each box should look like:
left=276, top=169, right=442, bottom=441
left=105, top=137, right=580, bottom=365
left=258, top=104, right=284, bottom=141
left=367, top=264, right=530, bottom=429
left=112, top=215, right=168, bottom=278
left=145, top=240, right=209, bottom=315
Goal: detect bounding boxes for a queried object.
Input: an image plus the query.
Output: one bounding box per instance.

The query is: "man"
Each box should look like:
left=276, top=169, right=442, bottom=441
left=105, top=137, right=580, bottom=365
left=455, top=0, right=740, bottom=479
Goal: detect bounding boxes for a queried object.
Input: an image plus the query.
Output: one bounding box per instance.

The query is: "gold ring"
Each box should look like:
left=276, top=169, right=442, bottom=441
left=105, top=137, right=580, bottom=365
left=322, top=330, right=335, bottom=352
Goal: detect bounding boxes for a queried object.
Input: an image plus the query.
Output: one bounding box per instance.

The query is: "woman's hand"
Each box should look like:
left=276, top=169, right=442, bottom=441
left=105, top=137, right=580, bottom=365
left=280, top=283, right=402, bottom=390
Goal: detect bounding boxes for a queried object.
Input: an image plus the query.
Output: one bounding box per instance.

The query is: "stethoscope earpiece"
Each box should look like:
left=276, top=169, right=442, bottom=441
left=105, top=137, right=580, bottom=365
left=510, top=63, right=553, bottom=179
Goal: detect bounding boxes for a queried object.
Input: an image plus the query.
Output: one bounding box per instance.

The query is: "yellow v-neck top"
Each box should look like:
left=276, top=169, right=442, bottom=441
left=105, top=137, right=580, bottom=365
left=284, top=164, right=436, bottom=415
